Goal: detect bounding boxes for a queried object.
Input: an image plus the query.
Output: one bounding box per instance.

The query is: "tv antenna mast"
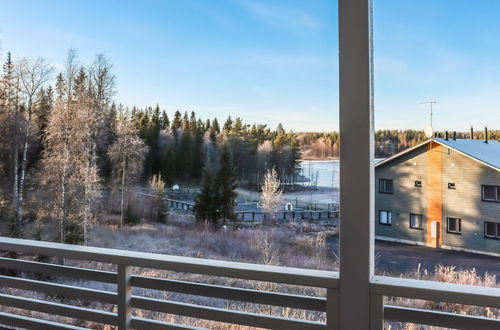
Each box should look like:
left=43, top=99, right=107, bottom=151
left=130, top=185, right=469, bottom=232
left=420, top=100, right=438, bottom=128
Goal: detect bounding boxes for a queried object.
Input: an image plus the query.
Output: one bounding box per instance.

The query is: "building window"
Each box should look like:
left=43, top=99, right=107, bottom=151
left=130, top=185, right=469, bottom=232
left=379, top=178, right=393, bottom=194
left=485, top=221, right=500, bottom=239
left=415, top=180, right=422, bottom=187
left=447, top=217, right=461, bottom=234
left=379, top=210, right=392, bottom=225
left=410, top=213, right=423, bottom=229
left=448, top=182, right=456, bottom=189
left=482, top=185, right=500, bottom=202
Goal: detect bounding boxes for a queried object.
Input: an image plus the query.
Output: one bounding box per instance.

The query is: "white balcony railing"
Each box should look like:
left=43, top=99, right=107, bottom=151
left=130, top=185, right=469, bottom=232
left=0, top=237, right=498, bottom=329
left=1, top=1, right=499, bottom=329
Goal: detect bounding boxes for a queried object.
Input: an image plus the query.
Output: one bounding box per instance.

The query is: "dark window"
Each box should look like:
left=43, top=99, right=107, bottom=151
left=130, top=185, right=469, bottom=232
left=410, top=213, right=423, bottom=229
left=415, top=180, right=422, bottom=187
left=485, top=222, right=500, bottom=239
left=379, top=179, right=393, bottom=194
left=447, top=217, right=461, bottom=234
left=379, top=210, right=392, bottom=225
left=448, top=182, right=456, bottom=189
left=482, top=185, right=500, bottom=202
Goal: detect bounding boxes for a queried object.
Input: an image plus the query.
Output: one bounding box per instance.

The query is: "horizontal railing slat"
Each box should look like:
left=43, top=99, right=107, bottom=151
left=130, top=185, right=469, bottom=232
left=132, top=275, right=326, bottom=311
left=0, top=274, right=117, bottom=304
left=0, top=256, right=117, bottom=283
left=371, top=275, right=500, bottom=308
left=1, top=237, right=499, bottom=330
left=0, top=293, right=118, bottom=325
left=0, top=237, right=338, bottom=288
left=0, top=311, right=87, bottom=330
left=131, top=296, right=326, bottom=330
left=384, top=305, right=500, bottom=330
left=131, top=317, right=205, bottom=330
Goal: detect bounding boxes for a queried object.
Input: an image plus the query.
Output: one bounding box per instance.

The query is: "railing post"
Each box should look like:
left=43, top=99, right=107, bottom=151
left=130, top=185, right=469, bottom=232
left=370, top=294, right=384, bottom=330
left=326, top=288, right=339, bottom=330
left=118, top=264, right=132, bottom=330
left=338, top=0, right=374, bottom=329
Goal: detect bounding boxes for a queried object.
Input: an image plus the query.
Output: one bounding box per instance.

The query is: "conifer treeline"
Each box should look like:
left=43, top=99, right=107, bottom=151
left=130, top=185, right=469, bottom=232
left=299, top=129, right=500, bottom=159
left=130, top=106, right=302, bottom=189
left=2, top=48, right=500, bottom=241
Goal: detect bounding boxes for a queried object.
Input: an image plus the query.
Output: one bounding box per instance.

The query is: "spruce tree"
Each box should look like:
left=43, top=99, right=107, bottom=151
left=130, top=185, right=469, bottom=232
left=161, top=110, right=170, bottom=130
left=192, top=120, right=204, bottom=179
left=179, top=112, right=192, bottom=179
left=215, top=145, right=237, bottom=225
left=162, top=147, right=176, bottom=185
left=171, top=110, right=182, bottom=132
left=194, top=165, right=217, bottom=224
left=212, top=118, right=220, bottom=133
left=223, top=116, right=233, bottom=132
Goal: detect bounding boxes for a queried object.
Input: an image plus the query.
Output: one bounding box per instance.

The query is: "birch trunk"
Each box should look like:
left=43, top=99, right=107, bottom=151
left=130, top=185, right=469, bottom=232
left=17, top=100, right=33, bottom=224
left=12, top=82, right=20, bottom=206
left=120, top=156, right=126, bottom=228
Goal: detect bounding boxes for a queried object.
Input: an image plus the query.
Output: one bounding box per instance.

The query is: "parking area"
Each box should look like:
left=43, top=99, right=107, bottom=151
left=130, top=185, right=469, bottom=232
left=328, top=236, right=500, bottom=277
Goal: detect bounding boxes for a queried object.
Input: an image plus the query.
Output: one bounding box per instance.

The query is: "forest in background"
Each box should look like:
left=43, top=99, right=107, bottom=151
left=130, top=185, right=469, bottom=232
left=1, top=49, right=499, bottom=244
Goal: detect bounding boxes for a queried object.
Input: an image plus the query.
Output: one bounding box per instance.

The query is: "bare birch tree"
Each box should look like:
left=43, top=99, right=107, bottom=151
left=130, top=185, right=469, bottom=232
left=74, top=67, right=102, bottom=245
left=40, top=51, right=80, bottom=244
left=108, top=108, right=147, bottom=227
left=89, top=54, right=115, bottom=172
left=261, top=167, right=283, bottom=215
left=15, top=57, right=52, bottom=224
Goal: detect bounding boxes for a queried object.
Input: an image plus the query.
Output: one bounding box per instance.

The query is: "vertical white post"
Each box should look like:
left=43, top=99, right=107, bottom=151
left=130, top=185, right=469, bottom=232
left=118, top=264, right=132, bottom=330
left=370, top=294, right=384, bottom=330
left=338, top=0, right=376, bottom=329
left=326, top=288, right=339, bottom=330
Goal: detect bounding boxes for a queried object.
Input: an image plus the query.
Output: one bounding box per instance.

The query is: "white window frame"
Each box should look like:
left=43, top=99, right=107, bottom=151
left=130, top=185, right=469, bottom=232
left=482, top=185, right=500, bottom=202
left=379, top=178, right=393, bottom=194
left=379, top=210, right=392, bottom=225
left=484, top=221, right=500, bottom=239
left=446, top=217, right=462, bottom=234
left=410, top=213, right=423, bottom=229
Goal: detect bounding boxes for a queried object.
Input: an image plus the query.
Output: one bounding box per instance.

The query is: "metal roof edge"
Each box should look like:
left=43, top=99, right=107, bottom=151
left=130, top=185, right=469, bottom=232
left=375, top=139, right=431, bottom=168
left=375, top=138, right=500, bottom=172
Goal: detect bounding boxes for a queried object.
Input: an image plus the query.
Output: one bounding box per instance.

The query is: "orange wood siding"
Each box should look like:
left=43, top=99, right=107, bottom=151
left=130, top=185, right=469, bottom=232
left=426, top=141, right=443, bottom=247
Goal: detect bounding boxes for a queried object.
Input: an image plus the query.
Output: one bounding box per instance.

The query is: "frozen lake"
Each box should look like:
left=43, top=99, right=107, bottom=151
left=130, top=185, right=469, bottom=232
left=300, top=160, right=339, bottom=188
left=300, top=159, right=384, bottom=188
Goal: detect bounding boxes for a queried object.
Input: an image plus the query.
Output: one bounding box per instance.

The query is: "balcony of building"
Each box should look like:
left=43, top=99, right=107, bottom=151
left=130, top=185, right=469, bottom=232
left=0, top=1, right=499, bottom=329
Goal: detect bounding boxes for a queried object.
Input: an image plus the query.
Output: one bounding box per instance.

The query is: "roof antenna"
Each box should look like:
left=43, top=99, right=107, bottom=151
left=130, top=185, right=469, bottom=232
left=420, top=100, right=438, bottom=128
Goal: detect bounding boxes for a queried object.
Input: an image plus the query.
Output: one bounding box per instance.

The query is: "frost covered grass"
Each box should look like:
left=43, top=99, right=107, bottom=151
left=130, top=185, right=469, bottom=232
left=88, top=211, right=337, bottom=270
left=0, top=211, right=498, bottom=329
left=383, top=265, right=499, bottom=329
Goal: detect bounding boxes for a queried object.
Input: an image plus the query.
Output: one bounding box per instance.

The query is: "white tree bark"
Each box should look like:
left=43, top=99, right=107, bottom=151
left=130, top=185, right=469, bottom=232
left=16, top=58, right=52, bottom=224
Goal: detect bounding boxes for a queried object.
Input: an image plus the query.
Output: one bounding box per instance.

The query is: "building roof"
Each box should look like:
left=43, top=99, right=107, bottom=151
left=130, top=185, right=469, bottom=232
left=376, top=138, right=500, bottom=171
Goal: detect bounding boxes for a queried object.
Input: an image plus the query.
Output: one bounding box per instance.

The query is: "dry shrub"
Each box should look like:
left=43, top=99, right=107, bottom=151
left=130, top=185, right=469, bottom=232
left=384, top=265, right=499, bottom=329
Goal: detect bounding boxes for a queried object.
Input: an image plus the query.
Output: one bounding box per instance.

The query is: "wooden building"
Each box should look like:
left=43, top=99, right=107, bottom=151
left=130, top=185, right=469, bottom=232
left=375, top=136, right=500, bottom=256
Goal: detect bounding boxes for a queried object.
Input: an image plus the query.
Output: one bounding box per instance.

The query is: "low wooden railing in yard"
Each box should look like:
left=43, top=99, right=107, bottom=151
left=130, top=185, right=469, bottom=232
left=0, top=237, right=498, bottom=329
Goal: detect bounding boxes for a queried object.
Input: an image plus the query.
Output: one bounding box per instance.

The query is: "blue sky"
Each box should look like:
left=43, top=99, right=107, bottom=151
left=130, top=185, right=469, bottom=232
left=0, top=0, right=499, bottom=132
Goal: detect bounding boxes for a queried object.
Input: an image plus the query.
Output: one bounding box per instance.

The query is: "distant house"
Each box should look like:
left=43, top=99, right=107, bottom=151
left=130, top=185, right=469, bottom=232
left=375, top=136, right=500, bottom=256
